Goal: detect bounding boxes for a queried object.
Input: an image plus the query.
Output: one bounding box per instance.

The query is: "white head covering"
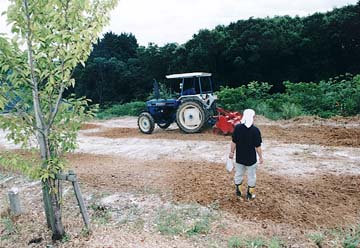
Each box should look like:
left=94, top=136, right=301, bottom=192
left=241, top=109, right=255, bottom=128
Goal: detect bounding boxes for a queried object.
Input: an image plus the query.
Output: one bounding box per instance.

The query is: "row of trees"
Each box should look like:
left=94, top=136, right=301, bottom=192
left=71, top=1, right=360, bottom=105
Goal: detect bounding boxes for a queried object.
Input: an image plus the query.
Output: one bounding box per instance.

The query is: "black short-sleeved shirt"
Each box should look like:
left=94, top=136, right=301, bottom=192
left=232, top=124, right=262, bottom=166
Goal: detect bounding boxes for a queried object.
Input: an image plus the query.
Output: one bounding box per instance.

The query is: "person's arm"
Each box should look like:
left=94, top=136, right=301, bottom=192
left=229, top=141, right=236, bottom=159
left=255, top=146, right=263, bottom=165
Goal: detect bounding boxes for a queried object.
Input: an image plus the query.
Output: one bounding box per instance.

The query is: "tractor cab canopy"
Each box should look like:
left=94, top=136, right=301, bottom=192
left=165, top=72, right=213, bottom=96
left=165, top=72, right=212, bottom=79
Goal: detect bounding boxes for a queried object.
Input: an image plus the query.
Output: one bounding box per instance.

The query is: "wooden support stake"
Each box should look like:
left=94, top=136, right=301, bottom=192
left=8, top=187, right=22, bottom=216
left=68, top=170, right=90, bottom=229
left=55, top=171, right=90, bottom=229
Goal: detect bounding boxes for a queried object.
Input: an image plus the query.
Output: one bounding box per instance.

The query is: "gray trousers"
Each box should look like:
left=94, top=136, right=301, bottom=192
left=234, top=162, right=258, bottom=187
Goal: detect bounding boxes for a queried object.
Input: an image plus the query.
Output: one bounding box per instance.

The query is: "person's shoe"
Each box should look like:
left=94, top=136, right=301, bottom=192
left=246, top=186, right=256, bottom=200
left=235, top=183, right=242, bottom=197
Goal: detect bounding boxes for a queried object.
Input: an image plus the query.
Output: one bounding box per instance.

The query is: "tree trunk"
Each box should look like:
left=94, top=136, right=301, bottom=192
left=41, top=181, right=65, bottom=240
left=32, top=88, right=65, bottom=239
left=42, top=184, right=53, bottom=229
left=38, top=135, right=65, bottom=240
left=48, top=180, right=65, bottom=240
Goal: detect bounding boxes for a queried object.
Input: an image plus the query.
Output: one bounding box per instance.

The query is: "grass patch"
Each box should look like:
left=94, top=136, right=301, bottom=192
left=228, top=236, right=244, bottom=248
left=186, top=216, right=211, bottom=236
left=117, top=203, right=145, bottom=231
left=61, top=233, right=71, bottom=243
left=268, top=236, right=285, bottom=248
left=89, top=203, right=112, bottom=225
left=0, top=217, right=18, bottom=241
left=155, top=204, right=214, bottom=236
left=342, top=225, right=360, bottom=248
left=156, top=209, right=184, bottom=235
left=307, top=224, right=360, bottom=248
left=228, top=235, right=285, bottom=248
left=308, top=232, right=325, bottom=247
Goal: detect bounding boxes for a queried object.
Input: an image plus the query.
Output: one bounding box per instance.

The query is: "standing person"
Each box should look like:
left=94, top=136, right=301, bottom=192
left=229, top=109, right=263, bottom=200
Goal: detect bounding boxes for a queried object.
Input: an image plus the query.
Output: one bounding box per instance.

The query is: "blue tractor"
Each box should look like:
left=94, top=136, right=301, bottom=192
left=137, top=72, right=218, bottom=134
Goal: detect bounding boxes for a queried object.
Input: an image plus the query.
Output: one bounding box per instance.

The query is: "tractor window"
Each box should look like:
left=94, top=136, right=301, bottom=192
left=201, top=77, right=213, bottom=93
left=183, top=78, right=198, bottom=94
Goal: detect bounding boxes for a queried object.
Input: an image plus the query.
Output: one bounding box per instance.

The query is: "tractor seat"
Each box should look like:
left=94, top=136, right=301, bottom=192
left=183, top=88, right=196, bottom=95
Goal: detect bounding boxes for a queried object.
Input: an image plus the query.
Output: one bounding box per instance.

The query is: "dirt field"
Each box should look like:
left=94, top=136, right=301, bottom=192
left=1, top=116, right=360, bottom=247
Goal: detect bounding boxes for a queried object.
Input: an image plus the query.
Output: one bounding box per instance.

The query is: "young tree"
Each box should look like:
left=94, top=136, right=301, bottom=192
left=0, top=0, right=117, bottom=240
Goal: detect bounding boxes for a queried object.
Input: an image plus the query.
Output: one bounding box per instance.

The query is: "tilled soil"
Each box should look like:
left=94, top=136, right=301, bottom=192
left=169, top=161, right=360, bottom=229
left=67, top=152, right=360, bottom=231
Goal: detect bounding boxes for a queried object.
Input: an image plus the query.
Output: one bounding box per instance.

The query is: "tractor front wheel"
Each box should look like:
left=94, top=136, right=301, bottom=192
left=176, top=101, right=206, bottom=133
left=138, top=112, right=155, bottom=134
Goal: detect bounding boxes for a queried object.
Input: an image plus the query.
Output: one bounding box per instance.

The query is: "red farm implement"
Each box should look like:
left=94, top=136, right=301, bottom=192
left=213, top=107, right=242, bottom=135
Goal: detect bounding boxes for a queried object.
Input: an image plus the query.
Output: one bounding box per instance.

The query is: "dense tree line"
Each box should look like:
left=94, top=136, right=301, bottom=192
left=71, top=2, right=360, bottom=105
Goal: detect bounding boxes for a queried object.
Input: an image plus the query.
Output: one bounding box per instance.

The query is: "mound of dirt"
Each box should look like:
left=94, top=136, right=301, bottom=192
left=283, top=115, right=360, bottom=127
left=259, top=125, right=360, bottom=147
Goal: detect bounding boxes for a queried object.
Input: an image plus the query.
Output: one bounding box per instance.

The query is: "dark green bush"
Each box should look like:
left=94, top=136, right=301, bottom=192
left=96, top=101, right=145, bottom=119
left=217, top=74, right=360, bottom=119
left=284, top=74, right=360, bottom=117
left=216, top=81, right=272, bottom=111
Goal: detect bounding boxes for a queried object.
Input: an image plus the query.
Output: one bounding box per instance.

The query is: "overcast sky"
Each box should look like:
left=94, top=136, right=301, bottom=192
left=0, top=0, right=358, bottom=46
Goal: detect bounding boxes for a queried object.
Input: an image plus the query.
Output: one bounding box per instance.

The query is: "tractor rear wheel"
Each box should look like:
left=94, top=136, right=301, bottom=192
left=176, top=101, right=206, bottom=133
left=138, top=112, right=155, bottom=134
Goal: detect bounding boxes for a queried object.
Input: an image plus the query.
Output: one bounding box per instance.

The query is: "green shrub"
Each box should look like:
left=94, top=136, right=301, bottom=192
left=96, top=101, right=146, bottom=119
left=217, top=74, right=360, bottom=119
left=147, top=82, right=174, bottom=100
left=254, top=102, right=281, bottom=120
left=279, top=103, right=303, bottom=119
left=217, top=81, right=272, bottom=112
left=283, top=74, right=360, bottom=117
